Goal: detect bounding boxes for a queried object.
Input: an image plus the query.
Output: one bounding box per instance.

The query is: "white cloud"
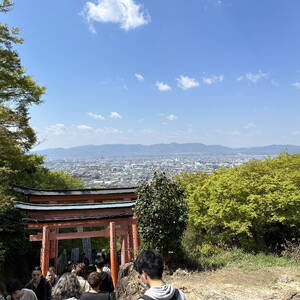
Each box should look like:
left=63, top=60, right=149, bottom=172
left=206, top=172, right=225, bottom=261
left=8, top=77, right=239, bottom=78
left=291, top=131, right=300, bottom=136
left=202, top=75, right=223, bottom=85
left=155, top=81, right=171, bottom=91
left=244, top=123, right=257, bottom=129
left=95, top=127, right=123, bottom=134
left=46, top=123, right=65, bottom=135
left=291, top=82, right=300, bottom=89
left=77, top=125, right=93, bottom=130
left=237, top=70, right=268, bottom=83
left=87, top=112, right=105, bottom=120
left=166, top=114, right=177, bottom=121
left=83, top=0, right=150, bottom=32
left=176, top=75, right=199, bottom=90
left=135, top=73, right=144, bottom=81
left=110, top=111, right=122, bottom=119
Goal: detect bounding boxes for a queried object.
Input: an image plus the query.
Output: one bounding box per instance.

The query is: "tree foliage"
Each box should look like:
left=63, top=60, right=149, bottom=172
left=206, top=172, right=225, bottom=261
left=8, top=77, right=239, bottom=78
left=1, top=1, right=45, bottom=152
left=0, top=2, right=84, bottom=276
left=183, top=153, right=300, bottom=252
left=134, top=172, right=188, bottom=258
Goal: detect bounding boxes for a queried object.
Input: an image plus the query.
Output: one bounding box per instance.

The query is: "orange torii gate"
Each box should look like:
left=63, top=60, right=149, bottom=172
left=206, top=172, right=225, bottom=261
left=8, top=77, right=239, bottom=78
left=14, top=185, right=140, bottom=287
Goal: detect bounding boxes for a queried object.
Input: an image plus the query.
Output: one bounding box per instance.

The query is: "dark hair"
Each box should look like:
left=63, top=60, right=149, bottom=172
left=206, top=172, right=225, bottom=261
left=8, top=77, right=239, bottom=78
left=94, top=258, right=105, bottom=269
left=74, top=263, right=86, bottom=277
left=52, top=273, right=81, bottom=300
left=6, top=281, right=22, bottom=294
left=0, top=282, right=6, bottom=296
left=87, top=272, right=102, bottom=289
left=33, top=266, right=42, bottom=272
left=134, top=250, right=164, bottom=279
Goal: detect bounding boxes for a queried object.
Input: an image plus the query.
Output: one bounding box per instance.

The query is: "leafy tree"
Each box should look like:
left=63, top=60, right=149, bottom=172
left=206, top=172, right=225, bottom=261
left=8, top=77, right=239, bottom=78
left=185, top=153, right=300, bottom=252
left=134, top=172, right=188, bottom=258
left=0, top=0, right=45, bottom=152
left=0, top=1, right=84, bottom=278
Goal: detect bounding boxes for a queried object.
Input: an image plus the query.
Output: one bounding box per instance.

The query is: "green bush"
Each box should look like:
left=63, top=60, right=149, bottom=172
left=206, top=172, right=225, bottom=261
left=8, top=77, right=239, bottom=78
left=181, top=153, right=300, bottom=252
left=134, top=172, right=188, bottom=259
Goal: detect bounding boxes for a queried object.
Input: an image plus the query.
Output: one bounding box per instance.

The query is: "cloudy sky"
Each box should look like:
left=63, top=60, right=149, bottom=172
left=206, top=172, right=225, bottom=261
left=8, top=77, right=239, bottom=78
left=3, top=0, right=300, bottom=149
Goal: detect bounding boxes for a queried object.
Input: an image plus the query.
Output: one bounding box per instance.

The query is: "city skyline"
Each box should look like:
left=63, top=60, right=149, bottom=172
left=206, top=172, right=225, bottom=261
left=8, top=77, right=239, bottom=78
left=3, top=0, right=300, bottom=150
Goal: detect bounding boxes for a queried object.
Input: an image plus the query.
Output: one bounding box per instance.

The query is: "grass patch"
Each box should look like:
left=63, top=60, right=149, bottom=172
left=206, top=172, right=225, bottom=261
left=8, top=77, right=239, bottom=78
left=195, top=248, right=300, bottom=272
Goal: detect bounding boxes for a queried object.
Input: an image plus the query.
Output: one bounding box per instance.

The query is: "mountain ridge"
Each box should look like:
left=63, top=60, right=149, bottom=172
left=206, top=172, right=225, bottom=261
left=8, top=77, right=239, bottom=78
left=33, top=143, right=300, bottom=160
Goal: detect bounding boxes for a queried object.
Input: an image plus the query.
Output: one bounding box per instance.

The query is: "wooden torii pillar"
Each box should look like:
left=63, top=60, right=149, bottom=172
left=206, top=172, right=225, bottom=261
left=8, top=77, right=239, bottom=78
left=49, top=228, right=58, bottom=270
left=132, top=222, right=140, bottom=256
left=110, top=222, right=118, bottom=288
left=41, top=226, right=50, bottom=276
left=127, top=223, right=134, bottom=261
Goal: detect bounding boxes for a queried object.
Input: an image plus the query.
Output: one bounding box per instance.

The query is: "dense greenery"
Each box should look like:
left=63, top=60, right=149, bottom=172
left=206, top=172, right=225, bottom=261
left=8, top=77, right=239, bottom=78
left=0, top=1, right=84, bottom=279
left=134, top=172, right=188, bottom=259
left=179, top=153, right=300, bottom=255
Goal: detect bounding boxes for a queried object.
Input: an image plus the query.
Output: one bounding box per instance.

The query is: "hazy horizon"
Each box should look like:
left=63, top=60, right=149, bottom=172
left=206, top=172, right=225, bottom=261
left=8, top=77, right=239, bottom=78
left=33, top=142, right=300, bottom=152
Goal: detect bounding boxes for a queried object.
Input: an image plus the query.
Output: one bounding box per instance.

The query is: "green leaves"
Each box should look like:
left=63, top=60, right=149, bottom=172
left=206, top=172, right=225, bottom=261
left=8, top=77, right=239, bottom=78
left=0, top=1, right=84, bottom=272
left=134, top=172, right=188, bottom=258
left=184, top=153, right=300, bottom=252
left=0, top=1, right=45, bottom=152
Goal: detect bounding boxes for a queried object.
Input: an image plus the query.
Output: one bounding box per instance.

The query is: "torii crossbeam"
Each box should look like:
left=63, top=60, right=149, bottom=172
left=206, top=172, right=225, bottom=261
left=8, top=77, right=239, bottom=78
left=14, top=185, right=140, bottom=287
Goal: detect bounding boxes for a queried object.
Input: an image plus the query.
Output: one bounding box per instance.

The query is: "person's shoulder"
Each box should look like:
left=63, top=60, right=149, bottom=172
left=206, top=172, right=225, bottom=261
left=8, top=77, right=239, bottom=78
left=177, top=289, right=186, bottom=300
left=100, top=271, right=110, bottom=279
left=97, top=293, right=110, bottom=300
left=22, top=289, right=37, bottom=300
left=22, top=288, right=35, bottom=295
left=79, top=292, right=90, bottom=300
left=80, top=292, right=89, bottom=297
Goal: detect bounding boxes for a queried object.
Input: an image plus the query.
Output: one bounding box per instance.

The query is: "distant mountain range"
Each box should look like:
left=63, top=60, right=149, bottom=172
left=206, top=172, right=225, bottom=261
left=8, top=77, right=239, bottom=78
left=33, top=143, right=300, bottom=160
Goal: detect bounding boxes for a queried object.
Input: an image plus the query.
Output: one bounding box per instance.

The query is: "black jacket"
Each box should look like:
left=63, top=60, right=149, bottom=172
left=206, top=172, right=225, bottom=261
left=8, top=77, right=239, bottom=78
left=80, top=292, right=110, bottom=300
left=25, top=277, right=52, bottom=300
left=100, top=272, right=114, bottom=294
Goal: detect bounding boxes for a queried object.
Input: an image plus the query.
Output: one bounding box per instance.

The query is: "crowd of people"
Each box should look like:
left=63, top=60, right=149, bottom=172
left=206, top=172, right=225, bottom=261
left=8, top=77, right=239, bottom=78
left=0, top=250, right=185, bottom=300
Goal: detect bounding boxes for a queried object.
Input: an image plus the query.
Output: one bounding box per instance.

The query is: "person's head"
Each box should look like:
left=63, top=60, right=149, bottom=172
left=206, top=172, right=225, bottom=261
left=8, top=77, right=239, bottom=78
left=46, top=271, right=54, bottom=283
left=52, top=273, right=81, bottom=300
left=48, top=266, right=56, bottom=275
left=67, top=261, right=73, bottom=272
left=0, top=282, right=6, bottom=297
left=32, top=266, right=42, bottom=283
left=94, top=258, right=105, bottom=271
left=74, top=263, right=86, bottom=277
left=134, top=250, right=164, bottom=284
left=6, top=281, right=23, bottom=300
left=87, top=272, right=102, bottom=291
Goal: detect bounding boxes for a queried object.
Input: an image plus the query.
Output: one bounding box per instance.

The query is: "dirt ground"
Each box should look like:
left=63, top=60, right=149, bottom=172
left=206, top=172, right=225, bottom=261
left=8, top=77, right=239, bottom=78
left=165, top=266, right=300, bottom=300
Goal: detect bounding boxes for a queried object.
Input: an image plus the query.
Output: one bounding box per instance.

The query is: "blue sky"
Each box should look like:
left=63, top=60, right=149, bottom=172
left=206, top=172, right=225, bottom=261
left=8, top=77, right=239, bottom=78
left=3, top=0, right=300, bottom=149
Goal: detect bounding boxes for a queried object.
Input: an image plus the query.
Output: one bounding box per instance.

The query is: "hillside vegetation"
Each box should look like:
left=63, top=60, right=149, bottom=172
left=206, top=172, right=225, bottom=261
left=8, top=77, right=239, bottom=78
left=178, top=153, right=300, bottom=265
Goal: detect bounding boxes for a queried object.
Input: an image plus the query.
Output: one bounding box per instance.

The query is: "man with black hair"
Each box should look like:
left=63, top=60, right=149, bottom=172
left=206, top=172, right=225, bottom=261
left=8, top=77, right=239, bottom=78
left=6, top=281, right=37, bottom=300
left=94, top=258, right=114, bottom=294
left=80, top=272, right=110, bottom=300
left=25, top=267, right=51, bottom=300
left=134, top=250, right=185, bottom=300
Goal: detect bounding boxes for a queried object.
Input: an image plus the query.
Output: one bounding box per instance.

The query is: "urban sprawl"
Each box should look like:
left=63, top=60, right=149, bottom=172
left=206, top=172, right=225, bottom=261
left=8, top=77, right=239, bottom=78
left=45, top=155, right=268, bottom=188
